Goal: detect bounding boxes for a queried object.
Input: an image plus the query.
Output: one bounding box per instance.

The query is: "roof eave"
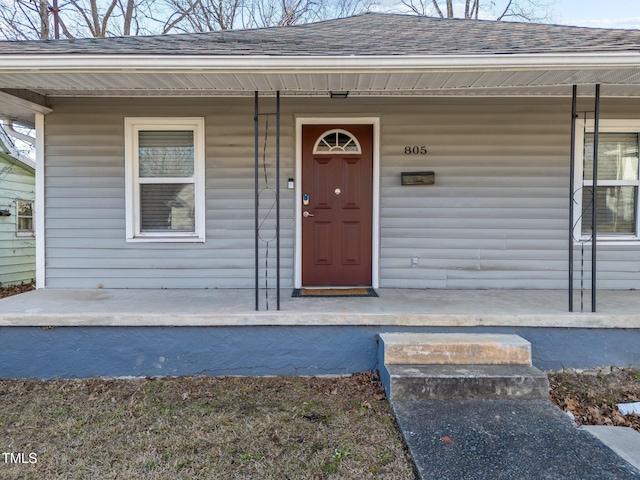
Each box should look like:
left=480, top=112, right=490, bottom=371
left=0, top=150, right=35, bottom=172
left=1, top=52, right=640, bottom=73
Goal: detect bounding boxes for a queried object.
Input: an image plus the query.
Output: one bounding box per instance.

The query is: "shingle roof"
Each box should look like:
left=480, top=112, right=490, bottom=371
left=0, top=126, right=35, bottom=170
left=1, top=12, right=640, bottom=56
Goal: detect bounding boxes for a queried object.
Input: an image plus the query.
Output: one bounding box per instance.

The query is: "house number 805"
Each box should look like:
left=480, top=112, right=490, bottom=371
left=404, top=146, right=427, bottom=155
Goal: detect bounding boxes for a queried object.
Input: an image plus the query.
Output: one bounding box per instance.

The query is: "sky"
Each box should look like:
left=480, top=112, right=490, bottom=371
left=387, top=1, right=640, bottom=29
left=554, top=0, right=640, bottom=29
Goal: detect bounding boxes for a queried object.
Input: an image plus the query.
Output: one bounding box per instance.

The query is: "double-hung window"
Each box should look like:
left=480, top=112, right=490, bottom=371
left=16, top=199, right=34, bottom=236
left=125, top=118, right=205, bottom=242
left=574, top=120, right=640, bottom=243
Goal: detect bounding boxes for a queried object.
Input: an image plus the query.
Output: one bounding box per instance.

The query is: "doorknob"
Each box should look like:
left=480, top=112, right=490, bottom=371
left=303, top=211, right=315, bottom=217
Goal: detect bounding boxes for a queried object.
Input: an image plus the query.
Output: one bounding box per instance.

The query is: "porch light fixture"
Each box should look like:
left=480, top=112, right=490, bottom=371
left=330, top=91, right=349, bottom=99
left=0, top=209, right=10, bottom=216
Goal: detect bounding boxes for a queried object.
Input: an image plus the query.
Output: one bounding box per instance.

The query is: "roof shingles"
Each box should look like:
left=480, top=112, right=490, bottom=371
left=1, top=12, right=640, bottom=56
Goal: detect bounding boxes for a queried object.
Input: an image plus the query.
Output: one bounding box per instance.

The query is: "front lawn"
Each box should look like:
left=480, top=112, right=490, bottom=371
left=0, top=373, right=416, bottom=479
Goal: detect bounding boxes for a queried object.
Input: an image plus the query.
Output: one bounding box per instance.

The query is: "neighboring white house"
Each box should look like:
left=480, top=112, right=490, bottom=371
left=0, top=124, right=35, bottom=286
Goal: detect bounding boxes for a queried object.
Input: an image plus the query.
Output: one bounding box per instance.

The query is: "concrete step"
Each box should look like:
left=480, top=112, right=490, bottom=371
left=384, top=364, right=550, bottom=400
left=380, top=333, right=533, bottom=366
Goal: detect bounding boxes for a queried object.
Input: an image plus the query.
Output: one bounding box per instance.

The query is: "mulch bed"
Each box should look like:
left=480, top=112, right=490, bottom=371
left=549, top=367, right=640, bottom=432
left=0, top=282, right=35, bottom=299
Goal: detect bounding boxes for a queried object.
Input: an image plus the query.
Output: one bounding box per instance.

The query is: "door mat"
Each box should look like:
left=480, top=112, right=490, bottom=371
left=292, top=288, right=378, bottom=298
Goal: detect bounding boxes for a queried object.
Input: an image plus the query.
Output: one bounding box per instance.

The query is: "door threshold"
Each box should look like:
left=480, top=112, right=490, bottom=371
left=302, top=286, right=373, bottom=290
left=292, top=287, right=378, bottom=298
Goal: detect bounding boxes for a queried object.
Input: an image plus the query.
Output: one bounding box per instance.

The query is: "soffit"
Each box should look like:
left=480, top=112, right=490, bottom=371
left=3, top=68, right=640, bottom=97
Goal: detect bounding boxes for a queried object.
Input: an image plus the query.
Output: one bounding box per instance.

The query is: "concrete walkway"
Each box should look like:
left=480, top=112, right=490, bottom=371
left=393, top=399, right=640, bottom=480
left=583, top=426, right=640, bottom=473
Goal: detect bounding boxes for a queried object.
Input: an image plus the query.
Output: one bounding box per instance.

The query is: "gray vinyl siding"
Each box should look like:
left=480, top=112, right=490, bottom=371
left=0, top=157, right=35, bottom=285
left=379, top=101, right=569, bottom=289
left=43, top=96, right=640, bottom=289
left=45, top=98, right=293, bottom=289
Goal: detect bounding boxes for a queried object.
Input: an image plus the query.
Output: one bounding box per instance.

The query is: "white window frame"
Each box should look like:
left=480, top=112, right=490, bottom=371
left=15, top=199, right=34, bottom=237
left=125, top=117, right=206, bottom=243
left=313, top=129, right=362, bottom=154
left=573, top=119, right=640, bottom=244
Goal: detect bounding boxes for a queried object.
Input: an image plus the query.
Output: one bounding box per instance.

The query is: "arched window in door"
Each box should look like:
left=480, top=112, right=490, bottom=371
left=313, top=129, right=362, bottom=154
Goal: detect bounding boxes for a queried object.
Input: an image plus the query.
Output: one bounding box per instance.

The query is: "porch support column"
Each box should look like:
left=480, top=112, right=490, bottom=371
left=276, top=91, right=281, bottom=310
left=569, top=85, right=577, bottom=312
left=254, top=92, right=259, bottom=310
left=592, top=84, right=600, bottom=313
left=35, top=113, right=46, bottom=289
left=253, top=92, right=282, bottom=311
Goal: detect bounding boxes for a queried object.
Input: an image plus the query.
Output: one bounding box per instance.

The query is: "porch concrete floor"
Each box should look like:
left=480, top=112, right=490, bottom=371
left=1, top=288, right=640, bottom=327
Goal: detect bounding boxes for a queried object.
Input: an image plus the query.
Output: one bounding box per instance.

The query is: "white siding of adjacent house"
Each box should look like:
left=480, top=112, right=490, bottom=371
left=43, top=96, right=640, bottom=289
left=0, top=157, right=35, bottom=285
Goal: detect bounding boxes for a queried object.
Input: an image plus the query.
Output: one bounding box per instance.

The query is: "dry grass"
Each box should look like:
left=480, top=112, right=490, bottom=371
left=0, top=373, right=416, bottom=480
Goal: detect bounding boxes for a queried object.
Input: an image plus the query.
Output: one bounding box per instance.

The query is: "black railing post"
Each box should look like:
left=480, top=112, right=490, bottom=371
left=276, top=92, right=281, bottom=310
left=592, top=84, right=600, bottom=313
left=569, top=85, right=577, bottom=312
left=254, top=92, right=260, bottom=311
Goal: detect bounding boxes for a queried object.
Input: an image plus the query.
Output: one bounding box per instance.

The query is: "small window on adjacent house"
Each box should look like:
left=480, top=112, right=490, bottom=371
left=574, top=120, right=640, bottom=242
left=16, top=200, right=34, bottom=236
left=125, top=118, right=205, bottom=242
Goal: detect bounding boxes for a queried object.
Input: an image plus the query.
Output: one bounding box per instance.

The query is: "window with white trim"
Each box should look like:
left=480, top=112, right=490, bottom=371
left=16, top=199, right=34, bottom=236
left=125, top=118, right=205, bottom=242
left=574, top=120, right=640, bottom=242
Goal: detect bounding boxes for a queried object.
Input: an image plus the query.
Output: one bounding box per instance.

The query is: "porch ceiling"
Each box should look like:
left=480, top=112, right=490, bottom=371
left=0, top=90, right=51, bottom=126
left=3, top=60, right=640, bottom=98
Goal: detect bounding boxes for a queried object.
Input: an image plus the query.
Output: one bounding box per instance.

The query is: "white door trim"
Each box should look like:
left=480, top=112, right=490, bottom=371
left=294, top=116, right=380, bottom=289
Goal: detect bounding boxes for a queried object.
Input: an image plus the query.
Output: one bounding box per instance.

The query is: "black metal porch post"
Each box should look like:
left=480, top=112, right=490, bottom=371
left=569, top=85, right=577, bottom=312
left=253, top=92, right=282, bottom=311
left=254, top=92, right=259, bottom=311
left=276, top=91, right=281, bottom=310
left=592, top=84, right=600, bottom=312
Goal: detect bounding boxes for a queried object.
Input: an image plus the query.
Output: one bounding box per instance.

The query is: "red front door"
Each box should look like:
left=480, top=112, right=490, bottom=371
left=301, top=125, right=373, bottom=286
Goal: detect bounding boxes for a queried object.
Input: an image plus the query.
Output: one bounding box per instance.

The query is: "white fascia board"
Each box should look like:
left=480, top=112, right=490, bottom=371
left=0, top=91, right=52, bottom=114
left=1, top=52, right=640, bottom=73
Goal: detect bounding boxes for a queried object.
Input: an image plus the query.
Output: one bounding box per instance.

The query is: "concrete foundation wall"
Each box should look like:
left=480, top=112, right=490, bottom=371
left=1, top=326, right=638, bottom=379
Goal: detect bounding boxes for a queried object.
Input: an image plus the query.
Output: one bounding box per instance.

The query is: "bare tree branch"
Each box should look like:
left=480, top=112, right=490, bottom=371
left=160, top=3, right=199, bottom=34
left=67, top=0, right=98, bottom=36
left=100, top=0, right=120, bottom=36
left=0, top=0, right=556, bottom=43
left=90, top=0, right=100, bottom=32
left=120, top=0, right=135, bottom=35
left=38, top=0, right=50, bottom=38
left=430, top=0, right=443, bottom=17
left=57, top=12, right=76, bottom=37
left=496, top=0, right=513, bottom=21
left=404, top=0, right=554, bottom=22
